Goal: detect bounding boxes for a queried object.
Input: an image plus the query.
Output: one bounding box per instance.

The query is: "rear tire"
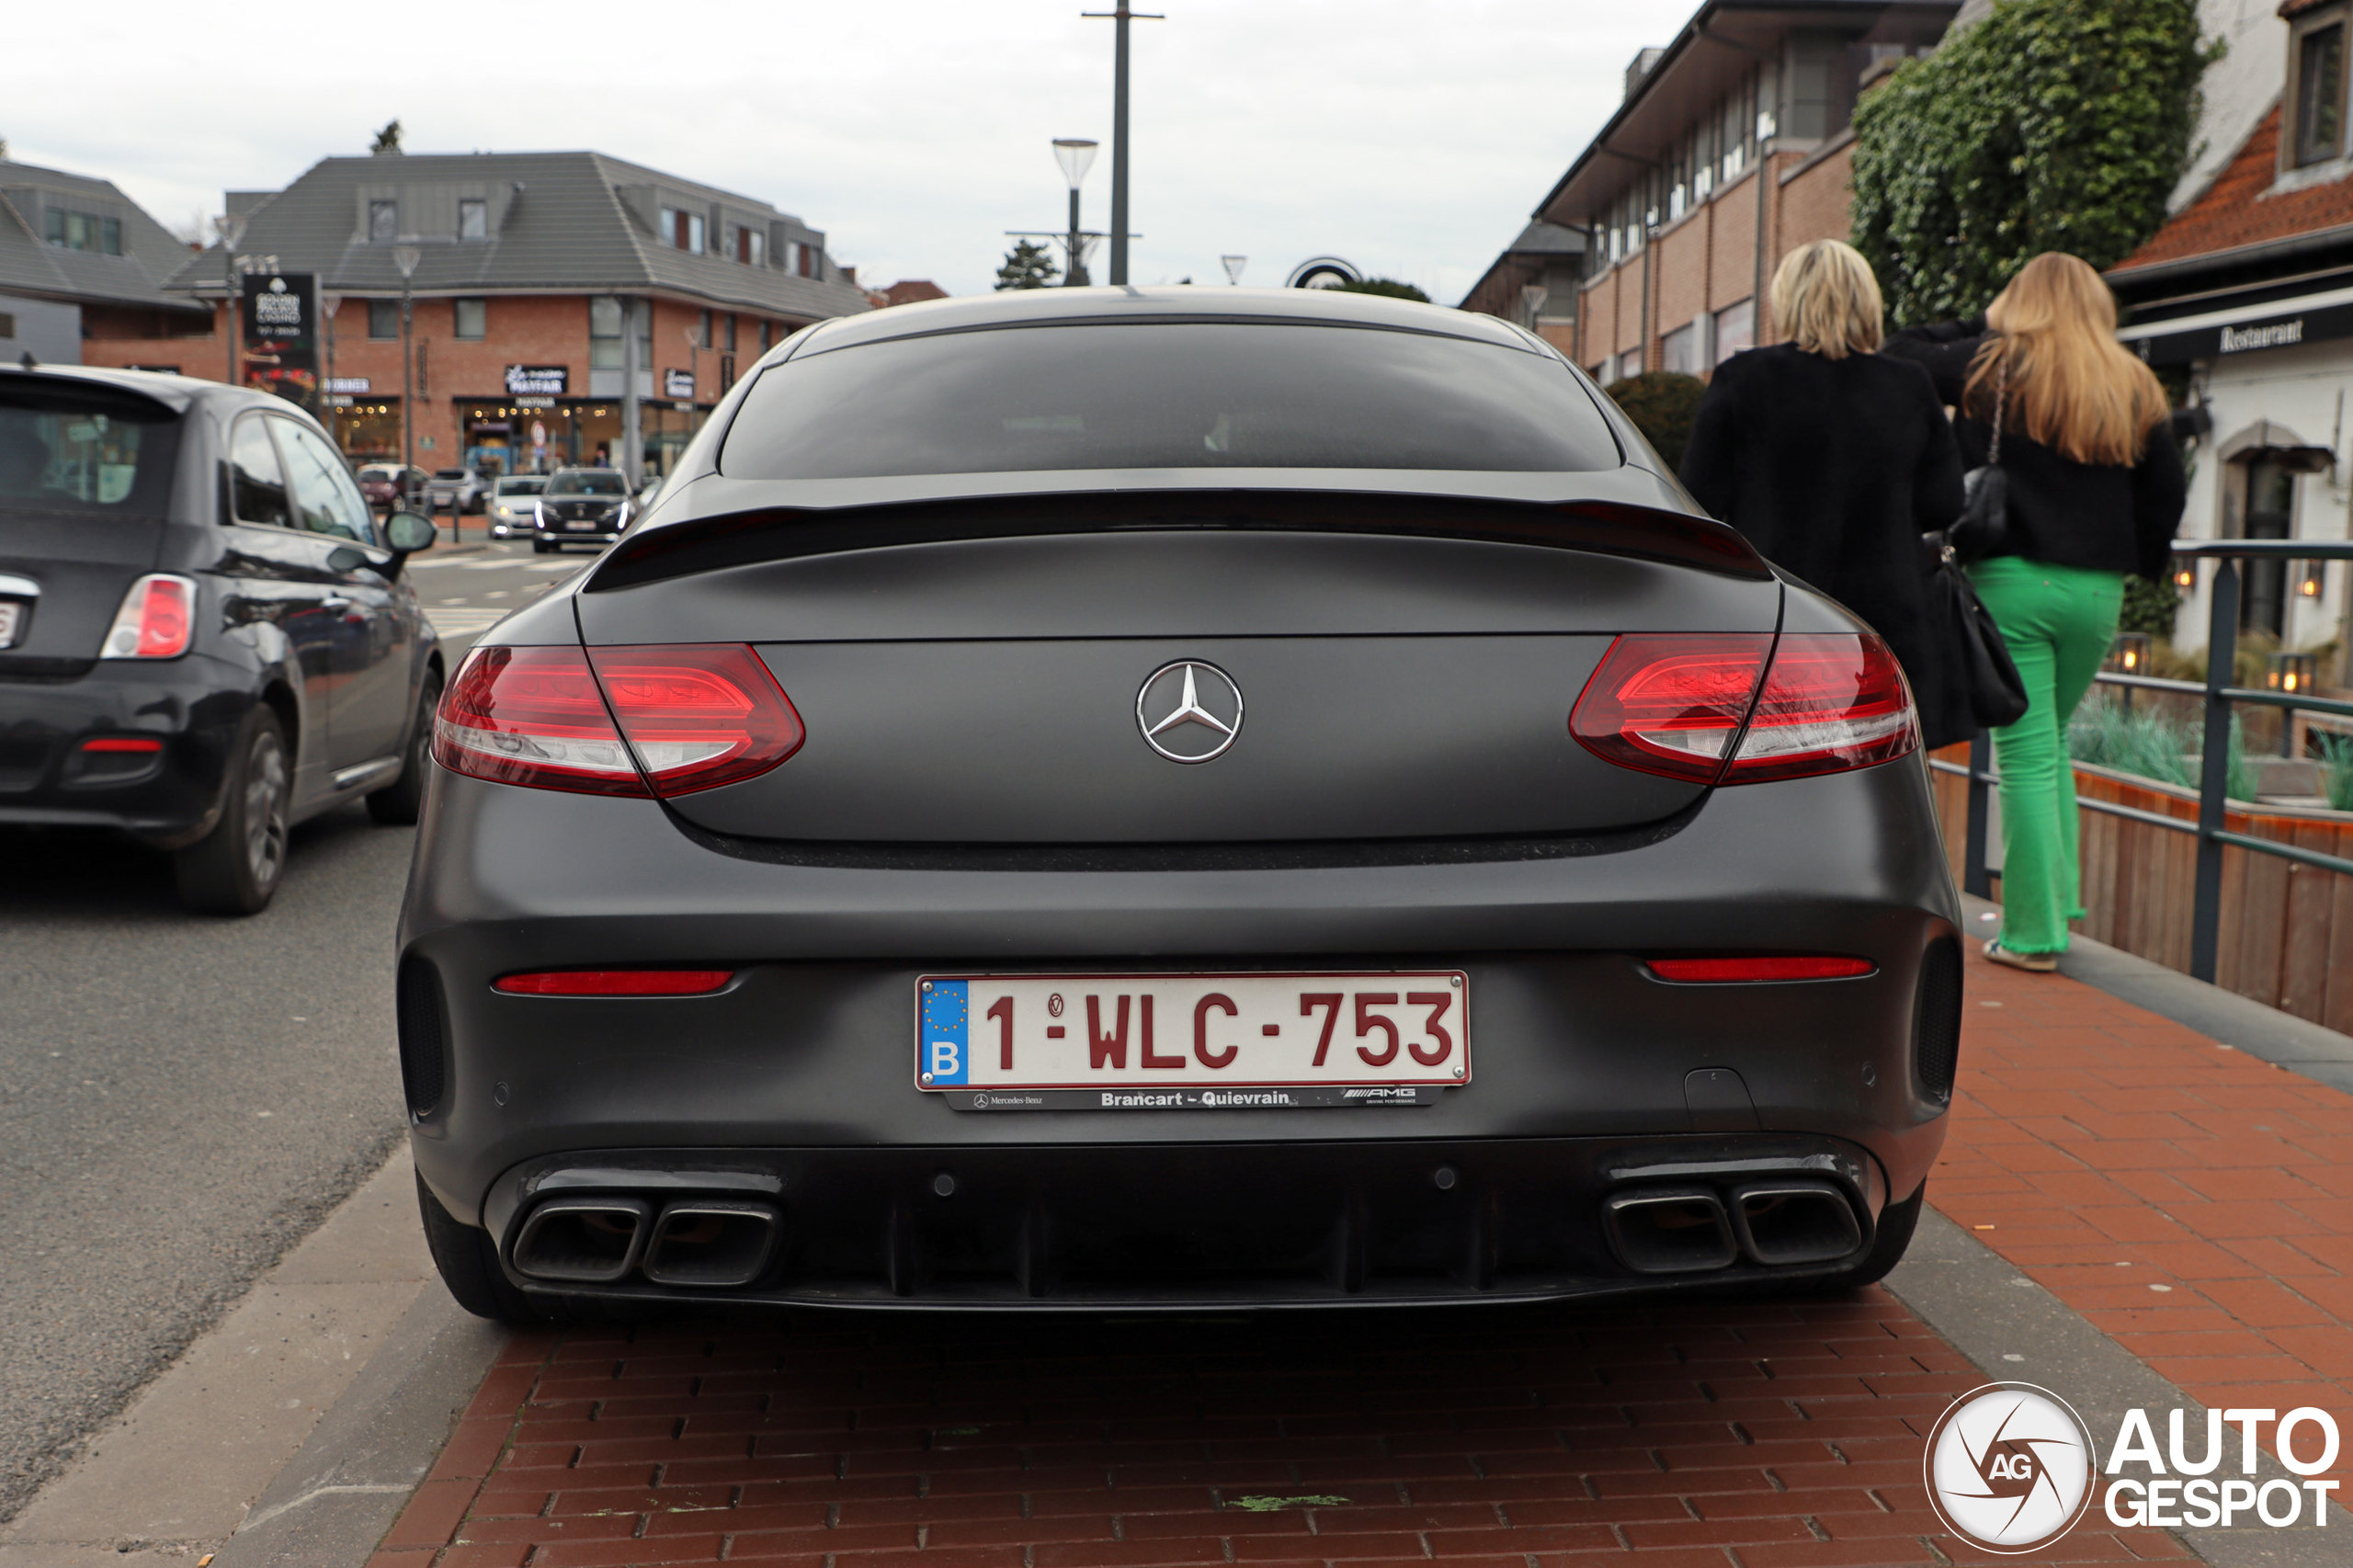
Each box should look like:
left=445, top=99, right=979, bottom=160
left=367, top=671, right=443, bottom=826
left=174, top=708, right=291, bottom=915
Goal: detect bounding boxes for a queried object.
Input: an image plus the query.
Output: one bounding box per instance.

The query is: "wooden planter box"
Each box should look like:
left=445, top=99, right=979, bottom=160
left=1927, top=742, right=2353, bottom=1028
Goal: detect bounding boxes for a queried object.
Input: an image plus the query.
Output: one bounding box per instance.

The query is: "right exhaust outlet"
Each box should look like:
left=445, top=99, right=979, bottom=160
left=642, top=1200, right=781, bottom=1288
left=1728, top=1179, right=1864, bottom=1267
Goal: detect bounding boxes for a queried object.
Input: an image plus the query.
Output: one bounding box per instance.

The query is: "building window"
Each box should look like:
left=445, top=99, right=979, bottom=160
left=741, top=228, right=764, bottom=266
left=369, top=300, right=399, bottom=338
left=722, top=313, right=737, bottom=352
left=43, top=210, right=122, bottom=255
left=663, top=208, right=706, bottom=253
left=459, top=199, right=488, bottom=240
left=697, top=309, right=713, bottom=348
left=1615, top=348, right=1643, bottom=382
left=453, top=298, right=486, bottom=340
left=1660, top=321, right=1701, bottom=376
left=798, top=244, right=817, bottom=278
left=369, top=199, right=397, bottom=243
left=2297, top=21, right=2347, bottom=166
left=590, top=296, right=651, bottom=371
left=1713, top=299, right=1755, bottom=364
left=758, top=320, right=772, bottom=352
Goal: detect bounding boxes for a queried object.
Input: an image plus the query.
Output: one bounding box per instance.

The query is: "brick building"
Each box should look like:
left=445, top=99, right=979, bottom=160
left=1461, top=0, right=1959, bottom=380
left=0, top=156, right=211, bottom=365
left=80, top=151, right=870, bottom=478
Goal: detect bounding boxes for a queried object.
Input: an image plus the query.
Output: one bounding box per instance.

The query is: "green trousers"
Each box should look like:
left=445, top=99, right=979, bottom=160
left=1966, top=557, right=2127, bottom=954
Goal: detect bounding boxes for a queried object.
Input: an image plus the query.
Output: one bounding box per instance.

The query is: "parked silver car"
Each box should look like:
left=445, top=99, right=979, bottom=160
left=486, top=474, right=549, bottom=540
left=427, top=467, right=488, bottom=514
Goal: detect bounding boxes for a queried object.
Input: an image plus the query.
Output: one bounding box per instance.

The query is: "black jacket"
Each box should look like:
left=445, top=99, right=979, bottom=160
left=1882, top=317, right=2188, bottom=582
left=1679, top=343, right=1966, bottom=737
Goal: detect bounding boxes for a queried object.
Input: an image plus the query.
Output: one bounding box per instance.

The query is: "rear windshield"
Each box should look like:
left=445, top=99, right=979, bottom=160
left=548, top=470, right=629, bottom=495
left=494, top=476, right=547, bottom=495
left=435, top=468, right=469, bottom=480
left=721, top=322, right=1622, bottom=479
left=0, top=383, right=179, bottom=512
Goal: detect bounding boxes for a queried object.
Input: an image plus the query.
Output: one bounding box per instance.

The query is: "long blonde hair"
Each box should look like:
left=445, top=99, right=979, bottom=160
left=1965, top=253, right=2169, bottom=465
left=1768, top=240, right=1884, bottom=359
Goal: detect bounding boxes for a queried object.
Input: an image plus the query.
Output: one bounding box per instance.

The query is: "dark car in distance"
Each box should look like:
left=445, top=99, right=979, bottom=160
left=400, top=288, right=1961, bottom=1322
left=0, top=367, right=443, bottom=912
left=530, top=467, right=631, bottom=551
left=358, top=463, right=430, bottom=513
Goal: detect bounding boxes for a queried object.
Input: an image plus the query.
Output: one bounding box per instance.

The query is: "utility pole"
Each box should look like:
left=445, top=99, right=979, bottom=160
left=1083, top=1, right=1161, bottom=285
left=212, top=212, right=247, bottom=385
left=1052, top=139, right=1097, bottom=286
left=393, top=245, right=421, bottom=483
left=620, top=298, right=642, bottom=484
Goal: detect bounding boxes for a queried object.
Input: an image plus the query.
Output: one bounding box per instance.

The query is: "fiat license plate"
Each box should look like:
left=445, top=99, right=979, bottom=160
left=916, top=971, right=1469, bottom=1109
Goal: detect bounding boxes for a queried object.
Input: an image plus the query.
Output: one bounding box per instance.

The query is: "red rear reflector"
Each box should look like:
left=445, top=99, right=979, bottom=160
left=494, top=969, right=735, bottom=995
left=588, top=644, right=804, bottom=795
left=434, top=645, right=650, bottom=795
left=1722, top=632, right=1918, bottom=784
left=99, top=574, right=195, bottom=660
left=1648, top=956, right=1874, bottom=983
left=1568, top=634, right=1772, bottom=782
left=81, top=736, right=164, bottom=754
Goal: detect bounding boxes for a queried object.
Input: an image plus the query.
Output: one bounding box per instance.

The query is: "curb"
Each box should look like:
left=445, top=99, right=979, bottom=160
left=207, top=1285, right=503, bottom=1568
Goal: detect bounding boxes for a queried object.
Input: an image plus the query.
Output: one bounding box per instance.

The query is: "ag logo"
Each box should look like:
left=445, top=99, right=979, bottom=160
left=1925, top=1383, right=2097, bottom=1553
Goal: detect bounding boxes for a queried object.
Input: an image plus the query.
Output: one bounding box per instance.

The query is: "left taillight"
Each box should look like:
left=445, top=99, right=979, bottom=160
left=98, top=574, right=196, bottom=659
left=433, top=642, right=804, bottom=797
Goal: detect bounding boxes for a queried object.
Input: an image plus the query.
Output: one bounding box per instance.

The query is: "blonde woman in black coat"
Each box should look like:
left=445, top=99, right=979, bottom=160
left=1679, top=241, right=1969, bottom=744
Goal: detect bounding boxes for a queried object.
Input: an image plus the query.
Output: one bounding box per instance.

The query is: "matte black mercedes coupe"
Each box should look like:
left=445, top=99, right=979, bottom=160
left=400, top=288, right=1962, bottom=1321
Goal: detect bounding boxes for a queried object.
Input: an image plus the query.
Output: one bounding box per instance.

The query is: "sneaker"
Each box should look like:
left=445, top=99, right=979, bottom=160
left=1984, top=938, right=2057, bottom=973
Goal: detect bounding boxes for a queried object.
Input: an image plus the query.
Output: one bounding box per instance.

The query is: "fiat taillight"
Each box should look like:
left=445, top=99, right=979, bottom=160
left=1570, top=631, right=1916, bottom=786
left=434, top=642, right=803, bottom=797
left=97, top=574, right=196, bottom=659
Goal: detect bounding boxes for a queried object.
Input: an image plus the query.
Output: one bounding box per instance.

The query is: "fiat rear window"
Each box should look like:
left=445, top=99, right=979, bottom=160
left=721, top=323, right=1623, bottom=479
left=0, top=382, right=178, bottom=512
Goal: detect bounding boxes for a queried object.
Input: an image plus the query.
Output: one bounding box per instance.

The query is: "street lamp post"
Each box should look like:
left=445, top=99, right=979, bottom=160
left=392, top=244, right=421, bottom=497
left=1052, top=140, right=1097, bottom=286
left=211, top=212, right=247, bottom=385
left=1083, top=1, right=1162, bottom=285
left=321, top=292, right=343, bottom=449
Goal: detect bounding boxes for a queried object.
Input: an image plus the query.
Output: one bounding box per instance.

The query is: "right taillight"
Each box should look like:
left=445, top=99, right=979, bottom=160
left=433, top=642, right=804, bottom=798
left=98, top=574, right=196, bottom=660
left=1720, top=632, right=1917, bottom=784
left=1570, top=631, right=1916, bottom=787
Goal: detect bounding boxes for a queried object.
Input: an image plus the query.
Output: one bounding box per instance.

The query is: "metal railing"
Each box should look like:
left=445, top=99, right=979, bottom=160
left=1928, top=539, right=2353, bottom=983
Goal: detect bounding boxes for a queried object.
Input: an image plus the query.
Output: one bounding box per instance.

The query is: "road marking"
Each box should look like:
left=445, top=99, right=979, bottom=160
left=426, top=608, right=510, bottom=636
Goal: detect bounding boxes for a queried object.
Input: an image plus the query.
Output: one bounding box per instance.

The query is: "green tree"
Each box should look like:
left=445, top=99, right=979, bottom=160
left=1604, top=371, right=1709, bottom=472
left=1329, top=278, right=1430, bottom=302
left=995, top=240, right=1060, bottom=291
left=369, top=119, right=404, bottom=156
left=1850, top=0, right=2216, bottom=324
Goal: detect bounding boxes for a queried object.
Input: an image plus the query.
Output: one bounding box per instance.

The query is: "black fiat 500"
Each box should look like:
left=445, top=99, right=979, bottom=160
left=400, top=288, right=1962, bottom=1319
left=0, top=366, right=442, bottom=912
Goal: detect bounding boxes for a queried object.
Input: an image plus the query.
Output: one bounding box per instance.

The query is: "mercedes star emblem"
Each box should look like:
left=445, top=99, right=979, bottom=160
left=1136, top=660, right=1244, bottom=763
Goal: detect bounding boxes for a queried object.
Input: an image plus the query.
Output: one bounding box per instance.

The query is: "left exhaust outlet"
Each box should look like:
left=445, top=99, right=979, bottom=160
left=510, top=1198, right=655, bottom=1282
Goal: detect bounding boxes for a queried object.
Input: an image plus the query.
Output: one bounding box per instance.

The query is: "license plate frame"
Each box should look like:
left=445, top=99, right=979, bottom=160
left=915, top=971, right=1470, bottom=1110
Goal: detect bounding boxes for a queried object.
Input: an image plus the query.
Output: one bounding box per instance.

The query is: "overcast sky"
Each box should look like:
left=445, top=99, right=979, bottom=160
left=11, top=0, right=1699, bottom=303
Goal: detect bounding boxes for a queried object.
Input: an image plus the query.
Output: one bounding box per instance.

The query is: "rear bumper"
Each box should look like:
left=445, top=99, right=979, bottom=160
left=0, top=658, right=248, bottom=845
left=483, top=1133, right=1888, bottom=1309
left=402, top=754, right=1961, bottom=1280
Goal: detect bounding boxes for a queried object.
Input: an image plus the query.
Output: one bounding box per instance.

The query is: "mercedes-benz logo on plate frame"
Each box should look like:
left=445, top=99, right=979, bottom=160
left=1136, top=660, right=1244, bottom=763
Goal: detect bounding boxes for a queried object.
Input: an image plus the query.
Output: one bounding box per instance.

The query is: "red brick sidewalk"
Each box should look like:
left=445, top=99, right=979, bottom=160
left=1935, top=938, right=2353, bottom=1480
left=373, top=1294, right=2173, bottom=1568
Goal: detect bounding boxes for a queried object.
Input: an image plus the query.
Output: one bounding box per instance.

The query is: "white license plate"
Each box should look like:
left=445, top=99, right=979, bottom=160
left=916, top=971, right=1469, bottom=1109
left=564, top=520, right=598, bottom=530
left=0, top=602, right=17, bottom=649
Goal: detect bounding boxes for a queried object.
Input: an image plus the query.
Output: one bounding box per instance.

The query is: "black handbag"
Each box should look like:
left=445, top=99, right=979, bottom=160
left=1949, top=347, right=2011, bottom=562
left=1923, top=528, right=2029, bottom=737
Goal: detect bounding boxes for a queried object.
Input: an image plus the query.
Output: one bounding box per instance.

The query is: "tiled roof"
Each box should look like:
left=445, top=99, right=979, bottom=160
left=160, top=152, right=870, bottom=323
left=882, top=279, right=949, bottom=307
left=2115, top=103, right=2353, bottom=272
left=0, top=159, right=211, bottom=317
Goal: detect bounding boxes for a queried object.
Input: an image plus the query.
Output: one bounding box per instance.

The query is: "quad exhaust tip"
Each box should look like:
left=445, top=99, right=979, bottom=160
left=1604, top=1178, right=1865, bottom=1275
left=642, top=1200, right=780, bottom=1288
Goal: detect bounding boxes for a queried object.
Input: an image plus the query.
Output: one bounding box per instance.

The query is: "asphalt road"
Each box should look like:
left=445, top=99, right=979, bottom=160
left=0, top=540, right=577, bottom=1522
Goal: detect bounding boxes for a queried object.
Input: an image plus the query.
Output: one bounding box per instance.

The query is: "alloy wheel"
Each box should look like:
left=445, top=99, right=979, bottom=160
left=244, top=730, right=289, bottom=888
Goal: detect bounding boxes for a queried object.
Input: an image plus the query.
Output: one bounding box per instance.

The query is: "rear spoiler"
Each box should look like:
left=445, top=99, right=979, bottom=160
left=585, top=491, right=1771, bottom=591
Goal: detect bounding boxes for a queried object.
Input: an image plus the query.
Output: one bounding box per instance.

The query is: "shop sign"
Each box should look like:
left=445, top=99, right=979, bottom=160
left=665, top=369, right=696, bottom=400
left=325, top=376, right=370, bottom=394
left=242, top=273, right=317, bottom=349
left=324, top=395, right=356, bottom=407
left=514, top=395, right=555, bottom=409
left=2129, top=296, right=2353, bottom=368
left=505, top=364, right=569, bottom=397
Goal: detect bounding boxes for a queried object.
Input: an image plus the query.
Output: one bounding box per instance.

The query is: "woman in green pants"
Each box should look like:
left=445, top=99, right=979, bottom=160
left=1887, top=254, right=2187, bottom=971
